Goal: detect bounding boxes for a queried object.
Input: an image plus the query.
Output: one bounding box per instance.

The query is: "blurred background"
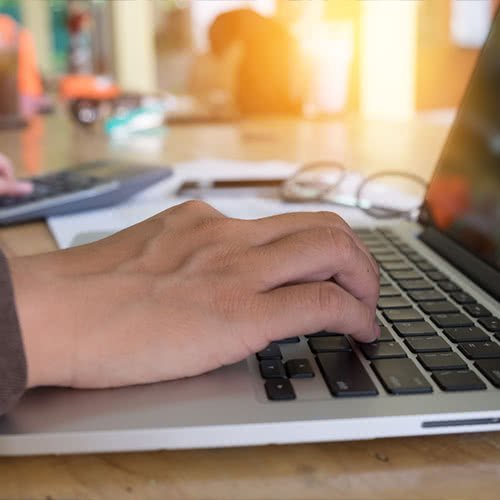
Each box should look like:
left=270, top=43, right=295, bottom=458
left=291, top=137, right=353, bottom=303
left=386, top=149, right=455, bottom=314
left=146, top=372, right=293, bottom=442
left=1, top=0, right=499, bottom=126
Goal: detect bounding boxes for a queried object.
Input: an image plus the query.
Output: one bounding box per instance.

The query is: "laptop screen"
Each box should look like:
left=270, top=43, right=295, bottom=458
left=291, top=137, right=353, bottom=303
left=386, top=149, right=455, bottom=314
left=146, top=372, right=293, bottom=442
left=420, top=14, right=500, bottom=273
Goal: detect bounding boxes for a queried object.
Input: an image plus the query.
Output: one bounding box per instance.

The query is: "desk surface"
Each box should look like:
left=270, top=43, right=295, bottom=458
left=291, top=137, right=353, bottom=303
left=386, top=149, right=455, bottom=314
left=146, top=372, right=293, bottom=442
left=1, top=113, right=499, bottom=499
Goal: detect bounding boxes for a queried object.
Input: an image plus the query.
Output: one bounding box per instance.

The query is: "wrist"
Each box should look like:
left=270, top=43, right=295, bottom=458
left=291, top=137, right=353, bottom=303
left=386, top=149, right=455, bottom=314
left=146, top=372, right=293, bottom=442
left=8, top=253, right=76, bottom=389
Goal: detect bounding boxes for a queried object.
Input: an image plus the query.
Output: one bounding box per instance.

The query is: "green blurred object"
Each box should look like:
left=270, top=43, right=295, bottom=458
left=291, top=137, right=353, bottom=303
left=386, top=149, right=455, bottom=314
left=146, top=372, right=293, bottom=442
left=0, top=0, right=21, bottom=22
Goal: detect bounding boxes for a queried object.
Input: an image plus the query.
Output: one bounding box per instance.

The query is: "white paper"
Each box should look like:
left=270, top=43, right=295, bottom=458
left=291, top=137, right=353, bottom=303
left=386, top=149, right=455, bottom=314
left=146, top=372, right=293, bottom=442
left=47, top=159, right=409, bottom=249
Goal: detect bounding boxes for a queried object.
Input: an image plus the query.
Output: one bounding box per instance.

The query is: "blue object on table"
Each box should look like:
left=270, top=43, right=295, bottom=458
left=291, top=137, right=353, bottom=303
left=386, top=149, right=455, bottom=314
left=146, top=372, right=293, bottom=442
left=0, top=159, right=172, bottom=225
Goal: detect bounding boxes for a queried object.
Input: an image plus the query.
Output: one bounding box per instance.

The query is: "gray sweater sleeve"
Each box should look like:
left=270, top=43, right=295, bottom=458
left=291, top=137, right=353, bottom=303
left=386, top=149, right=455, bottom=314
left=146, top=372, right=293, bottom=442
left=0, top=250, right=27, bottom=416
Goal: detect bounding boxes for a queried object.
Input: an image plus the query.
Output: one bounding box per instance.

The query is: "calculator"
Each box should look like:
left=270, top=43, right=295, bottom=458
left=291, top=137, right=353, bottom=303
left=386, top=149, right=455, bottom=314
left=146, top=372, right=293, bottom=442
left=0, top=160, right=173, bottom=225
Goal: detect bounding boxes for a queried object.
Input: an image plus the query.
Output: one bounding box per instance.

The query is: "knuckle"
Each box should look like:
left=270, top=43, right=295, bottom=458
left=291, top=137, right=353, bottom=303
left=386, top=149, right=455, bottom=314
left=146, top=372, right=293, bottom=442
left=330, top=228, right=356, bottom=259
left=318, top=210, right=348, bottom=228
left=178, top=199, right=213, bottom=212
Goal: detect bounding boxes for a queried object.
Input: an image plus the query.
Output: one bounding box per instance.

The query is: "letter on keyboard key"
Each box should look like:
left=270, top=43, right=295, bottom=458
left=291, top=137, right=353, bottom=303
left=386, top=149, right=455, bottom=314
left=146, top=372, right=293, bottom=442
left=463, top=304, right=491, bottom=318
left=430, top=314, right=473, bottom=328
left=256, top=344, right=282, bottom=360
left=308, top=337, right=351, bottom=353
left=479, top=317, right=500, bottom=332
left=475, top=360, right=500, bottom=387
left=458, top=342, right=500, bottom=359
left=408, top=290, right=446, bottom=302
left=418, top=352, right=467, bottom=371
left=285, top=359, right=315, bottom=379
left=419, top=301, right=459, bottom=315
left=432, top=370, right=486, bottom=392
left=393, top=321, right=437, bottom=337
left=316, top=352, right=378, bottom=397
left=405, top=337, right=451, bottom=353
left=265, top=380, right=296, bottom=400
left=260, top=360, right=287, bottom=379
left=443, top=327, right=489, bottom=343
left=384, top=308, right=423, bottom=323
left=371, top=358, right=432, bottom=395
left=377, top=297, right=412, bottom=309
left=360, top=342, right=407, bottom=360
left=398, top=279, right=433, bottom=291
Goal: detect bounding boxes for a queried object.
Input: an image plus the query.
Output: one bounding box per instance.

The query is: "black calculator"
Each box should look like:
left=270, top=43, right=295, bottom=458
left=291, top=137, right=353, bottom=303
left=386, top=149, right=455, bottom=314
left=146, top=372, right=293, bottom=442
left=0, top=160, right=173, bottom=225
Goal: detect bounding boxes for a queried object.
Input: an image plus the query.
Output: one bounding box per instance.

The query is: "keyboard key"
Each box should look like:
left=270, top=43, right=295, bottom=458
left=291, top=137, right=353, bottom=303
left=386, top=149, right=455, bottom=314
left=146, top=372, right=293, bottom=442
left=378, top=297, right=412, bottom=309
left=431, top=313, right=473, bottom=328
left=305, top=331, right=344, bottom=338
left=384, top=308, right=423, bottom=323
left=360, top=341, right=406, bottom=360
left=458, top=342, right=500, bottom=359
left=419, top=301, right=459, bottom=315
left=308, top=336, right=351, bottom=353
left=394, top=244, right=413, bottom=254
left=406, top=252, right=427, bottom=263
left=393, top=321, right=437, bottom=337
left=444, top=327, right=490, bottom=343
left=366, top=242, right=391, bottom=251
left=475, top=360, right=500, bottom=387
left=416, top=261, right=437, bottom=272
left=371, top=358, right=432, bottom=395
left=260, top=360, right=287, bottom=379
left=285, top=359, right=315, bottom=379
left=408, top=290, right=446, bottom=302
left=432, top=370, right=486, bottom=392
left=478, top=317, right=500, bottom=332
left=425, top=271, right=448, bottom=282
left=381, top=261, right=413, bottom=271
left=275, top=336, right=300, bottom=344
left=379, top=276, right=391, bottom=286
left=265, top=380, right=296, bottom=400
left=373, top=253, right=401, bottom=262
left=418, top=352, right=467, bottom=371
left=379, top=285, right=400, bottom=297
left=398, top=279, right=433, bottom=291
left=389, top=270, right=422, bottom=281
left=376, top=326, right=394, bottom=342
left=405, top=337, right=451, bottom=353
left=256, top=344, right=282, bottom=360
left=316, top=352, right=378, bottom=397
left=449, top=291, right=476, bottom=305
left=438, top=281, right=461, bottom=292
left=463, top=304, right=492, bottom=318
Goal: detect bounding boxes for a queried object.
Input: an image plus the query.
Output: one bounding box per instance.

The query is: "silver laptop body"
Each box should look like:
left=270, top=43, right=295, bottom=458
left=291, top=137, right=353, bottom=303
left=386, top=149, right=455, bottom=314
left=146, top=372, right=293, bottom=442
left=1, top=15, right=499, bottom=457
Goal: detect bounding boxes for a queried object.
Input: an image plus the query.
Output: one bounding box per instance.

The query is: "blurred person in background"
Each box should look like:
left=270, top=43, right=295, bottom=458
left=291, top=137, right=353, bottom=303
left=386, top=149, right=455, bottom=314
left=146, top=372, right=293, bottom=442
left=189, top=1, right=321, bottom=116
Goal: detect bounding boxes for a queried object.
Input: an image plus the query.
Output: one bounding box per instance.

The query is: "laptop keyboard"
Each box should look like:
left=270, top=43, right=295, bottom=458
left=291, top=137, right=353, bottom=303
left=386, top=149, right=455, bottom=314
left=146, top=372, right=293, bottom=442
left=256, top=228, right=500, bottom=401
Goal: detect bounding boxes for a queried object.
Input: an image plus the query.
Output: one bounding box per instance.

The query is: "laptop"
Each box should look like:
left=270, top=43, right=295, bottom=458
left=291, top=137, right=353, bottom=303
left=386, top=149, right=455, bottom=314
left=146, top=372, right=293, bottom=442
left=1, top=18, right=500, bottom=457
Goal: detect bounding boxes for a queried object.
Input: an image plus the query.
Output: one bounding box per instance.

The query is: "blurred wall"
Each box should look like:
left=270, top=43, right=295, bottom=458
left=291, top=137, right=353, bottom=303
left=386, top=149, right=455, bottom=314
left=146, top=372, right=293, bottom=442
left=111, top=0, right=157, bottom=92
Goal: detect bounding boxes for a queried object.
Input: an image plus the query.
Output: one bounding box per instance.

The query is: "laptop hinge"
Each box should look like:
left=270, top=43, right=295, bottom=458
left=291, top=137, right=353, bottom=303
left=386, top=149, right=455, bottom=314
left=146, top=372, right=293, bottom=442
left=419, top=227, right=500, bottom=302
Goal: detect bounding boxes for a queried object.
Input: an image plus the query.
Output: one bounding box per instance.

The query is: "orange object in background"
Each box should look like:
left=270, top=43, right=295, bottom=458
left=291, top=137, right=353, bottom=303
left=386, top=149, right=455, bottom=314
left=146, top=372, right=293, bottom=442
left=59, top=74, right=120, bottom=101
left=0, top=14, right=42, bottom=99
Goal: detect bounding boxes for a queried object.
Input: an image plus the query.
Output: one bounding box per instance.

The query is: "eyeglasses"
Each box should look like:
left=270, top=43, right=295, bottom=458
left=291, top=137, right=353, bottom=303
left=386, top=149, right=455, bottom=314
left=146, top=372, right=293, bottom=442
left=281, top=161, right=428, bottom=219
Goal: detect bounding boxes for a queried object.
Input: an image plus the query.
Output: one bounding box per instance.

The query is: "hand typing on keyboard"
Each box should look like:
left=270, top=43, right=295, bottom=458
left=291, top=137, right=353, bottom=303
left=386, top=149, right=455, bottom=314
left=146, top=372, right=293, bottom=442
left=0, top=153, right=33, bottom=197
left=8, top=201, right=380, bottom=390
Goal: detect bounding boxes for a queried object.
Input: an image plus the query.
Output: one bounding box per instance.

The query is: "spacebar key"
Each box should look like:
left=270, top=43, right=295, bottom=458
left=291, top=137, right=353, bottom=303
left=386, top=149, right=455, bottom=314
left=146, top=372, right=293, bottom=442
left=316, top=352, right=378, bottom=397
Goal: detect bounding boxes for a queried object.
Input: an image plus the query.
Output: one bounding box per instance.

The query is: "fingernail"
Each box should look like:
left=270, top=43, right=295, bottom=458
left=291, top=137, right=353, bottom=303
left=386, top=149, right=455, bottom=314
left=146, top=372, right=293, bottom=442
left=372, top=322, right=381, bottom=341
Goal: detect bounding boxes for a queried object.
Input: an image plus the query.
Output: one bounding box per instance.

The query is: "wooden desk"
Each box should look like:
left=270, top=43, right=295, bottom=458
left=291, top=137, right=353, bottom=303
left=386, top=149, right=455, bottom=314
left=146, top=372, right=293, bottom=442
left=1, top=114, right=500, bottom=499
